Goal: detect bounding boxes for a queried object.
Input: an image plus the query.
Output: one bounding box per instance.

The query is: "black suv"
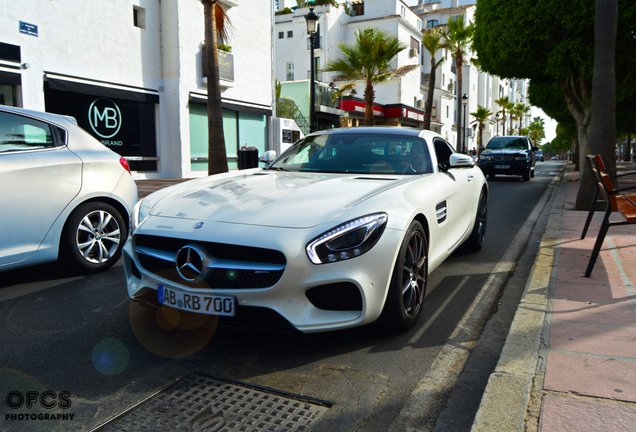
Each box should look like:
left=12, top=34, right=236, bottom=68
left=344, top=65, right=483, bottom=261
left=479, top=136, right=538, bottom=181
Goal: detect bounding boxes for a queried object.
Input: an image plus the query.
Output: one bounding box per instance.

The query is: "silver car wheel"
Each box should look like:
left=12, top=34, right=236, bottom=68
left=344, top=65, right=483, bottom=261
left=76, top=210, right=122, bottom=264
left=401, top=230, right=426, bottom=319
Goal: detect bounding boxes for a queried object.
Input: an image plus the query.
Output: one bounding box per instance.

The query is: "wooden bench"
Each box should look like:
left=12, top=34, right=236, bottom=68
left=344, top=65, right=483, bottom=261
left=582, top=154, right=636, bottom=277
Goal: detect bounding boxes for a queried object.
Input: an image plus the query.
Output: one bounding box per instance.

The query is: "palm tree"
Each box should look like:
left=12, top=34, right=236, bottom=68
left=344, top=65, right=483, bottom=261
left=516, top=103, right=531, bottom=133
left=325, top=28, right=406, bottom=126
left=440, top=14, right=475, bottom=151
left=528, top=116, right=546, bottom=147
left=508, top=104, right=519, bottom=134
left=421, top=28, right=445, bottom=130
left=470, top=106, right=492, bottom=156
left=494, top=96, right=511, bottom=136
left=202, top=0, right=231, bottom=175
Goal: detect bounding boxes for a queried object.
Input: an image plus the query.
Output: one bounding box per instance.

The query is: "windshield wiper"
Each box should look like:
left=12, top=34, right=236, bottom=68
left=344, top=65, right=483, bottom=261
left=267, top=166, right=289, bottom=171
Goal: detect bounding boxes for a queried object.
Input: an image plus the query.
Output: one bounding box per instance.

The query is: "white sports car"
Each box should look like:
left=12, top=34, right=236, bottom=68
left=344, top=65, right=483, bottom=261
left=123, top=127, right=487, bottom=333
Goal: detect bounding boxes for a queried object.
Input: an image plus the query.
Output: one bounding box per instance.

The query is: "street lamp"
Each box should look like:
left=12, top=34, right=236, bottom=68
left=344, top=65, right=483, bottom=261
left=495, top=112, right=500, bottom=135
left=462, top=94, right=468, bottom=153
left=305, top=7, right=318, bottom=133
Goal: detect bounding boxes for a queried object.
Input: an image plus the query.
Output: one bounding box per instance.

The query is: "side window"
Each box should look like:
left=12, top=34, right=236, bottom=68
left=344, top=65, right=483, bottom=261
left=0, top=111, right=60, bottom=153
left=433, top=138, right=454, bottom=171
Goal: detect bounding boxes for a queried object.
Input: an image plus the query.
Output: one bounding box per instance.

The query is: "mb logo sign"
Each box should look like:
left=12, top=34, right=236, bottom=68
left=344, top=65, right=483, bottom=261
left=88, top=98, right=121, bottom=139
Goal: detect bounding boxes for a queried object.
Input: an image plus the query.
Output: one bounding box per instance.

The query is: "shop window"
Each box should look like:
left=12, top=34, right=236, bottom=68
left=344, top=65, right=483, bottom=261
left=133, top=6, right=146, bottom=29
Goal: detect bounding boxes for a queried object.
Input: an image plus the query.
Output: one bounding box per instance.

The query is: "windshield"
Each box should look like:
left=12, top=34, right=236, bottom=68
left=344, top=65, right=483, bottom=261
left=486, top=137, right=529, bottom=150
left=267, top=132, right=433, bottom=175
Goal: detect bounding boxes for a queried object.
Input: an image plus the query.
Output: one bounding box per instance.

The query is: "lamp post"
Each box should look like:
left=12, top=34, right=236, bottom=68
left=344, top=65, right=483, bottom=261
left=495, top=112, right=500, bottom=135
left=305, top=7, right=318, bottom=133
left=462, top=94, right=468, bottom=153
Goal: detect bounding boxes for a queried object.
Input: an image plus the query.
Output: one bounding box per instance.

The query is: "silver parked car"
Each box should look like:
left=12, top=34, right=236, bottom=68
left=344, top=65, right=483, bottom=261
left=0, top=106, right=137, bottom=273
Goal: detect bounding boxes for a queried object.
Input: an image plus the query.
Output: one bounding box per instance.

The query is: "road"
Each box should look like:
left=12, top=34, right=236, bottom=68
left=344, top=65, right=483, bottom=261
left=0, top=161, right=565, bottom=432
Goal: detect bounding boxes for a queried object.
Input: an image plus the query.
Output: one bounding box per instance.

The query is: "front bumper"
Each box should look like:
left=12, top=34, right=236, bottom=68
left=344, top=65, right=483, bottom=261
left=479, top=160, right=531, bottom=176
left=123, top=217, right=403, bottom=333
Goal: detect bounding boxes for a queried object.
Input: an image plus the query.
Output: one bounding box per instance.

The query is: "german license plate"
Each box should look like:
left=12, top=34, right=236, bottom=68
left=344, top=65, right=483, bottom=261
left=157, top=284, right=235, bottom=316
left=495, top=165, right=510, bottom=169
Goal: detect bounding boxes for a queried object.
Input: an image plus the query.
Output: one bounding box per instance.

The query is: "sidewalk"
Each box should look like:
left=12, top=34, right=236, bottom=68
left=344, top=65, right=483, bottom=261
left=473, top=161, right=636, bottom=431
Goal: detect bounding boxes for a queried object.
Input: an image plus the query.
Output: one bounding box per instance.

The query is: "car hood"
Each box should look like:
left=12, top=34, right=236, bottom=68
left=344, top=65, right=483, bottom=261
left=146, top=170, right=407, bottom=228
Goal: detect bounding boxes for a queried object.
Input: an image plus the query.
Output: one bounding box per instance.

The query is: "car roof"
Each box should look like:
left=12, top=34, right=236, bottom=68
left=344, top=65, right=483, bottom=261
left=0, top=105, right=78, bottom=127
left=306, top=126, right=438, bottom=139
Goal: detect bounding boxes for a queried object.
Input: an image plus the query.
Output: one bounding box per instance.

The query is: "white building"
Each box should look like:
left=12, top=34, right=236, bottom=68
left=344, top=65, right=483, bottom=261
left=275, top=0, right=427, bottom=129
left=413, top=0, right=529, bottom=151
left=0, top=0, right=275, bottom=179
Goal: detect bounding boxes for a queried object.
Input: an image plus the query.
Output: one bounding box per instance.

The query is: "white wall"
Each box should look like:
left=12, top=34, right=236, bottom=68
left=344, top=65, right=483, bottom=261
left=2, top=0, right=274, bottom=178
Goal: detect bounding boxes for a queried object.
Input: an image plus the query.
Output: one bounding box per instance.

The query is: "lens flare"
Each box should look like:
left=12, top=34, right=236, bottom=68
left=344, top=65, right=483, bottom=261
left=92, top=338, right=130, bottom=376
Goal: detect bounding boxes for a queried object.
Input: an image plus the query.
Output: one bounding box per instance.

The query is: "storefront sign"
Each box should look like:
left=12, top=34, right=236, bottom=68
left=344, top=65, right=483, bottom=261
left=402, top=108, right=424, bottom=122
left=88, top=98, right=122, bottom=139
left=45, top=83, right=157, bottom=171
left=218, top=51, right=234, bottom=82
left=341, top=99, right=384, bottom=117
left=19, top=21, right=38, bottom=37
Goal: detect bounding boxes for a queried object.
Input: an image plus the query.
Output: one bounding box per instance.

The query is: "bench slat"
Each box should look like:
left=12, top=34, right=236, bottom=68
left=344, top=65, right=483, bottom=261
left=615, top=196, right=636, bottom=223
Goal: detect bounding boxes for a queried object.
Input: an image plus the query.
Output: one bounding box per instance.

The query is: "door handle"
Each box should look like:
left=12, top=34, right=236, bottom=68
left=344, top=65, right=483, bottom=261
left=467, top=174, right=474, bottom=182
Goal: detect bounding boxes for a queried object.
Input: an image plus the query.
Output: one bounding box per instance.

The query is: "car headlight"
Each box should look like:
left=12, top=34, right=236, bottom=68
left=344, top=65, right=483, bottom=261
left=514, top=155, right=527, bottom=161
left=306, top=213, right=388, bottom=264
left=480, top=155, right=492, bottom=161
left=131, top=198, right=152, bottom=233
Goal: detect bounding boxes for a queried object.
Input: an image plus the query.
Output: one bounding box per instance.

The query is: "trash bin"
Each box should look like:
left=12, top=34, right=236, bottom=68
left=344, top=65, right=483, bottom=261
left=238, top=147, right=259, bottom=170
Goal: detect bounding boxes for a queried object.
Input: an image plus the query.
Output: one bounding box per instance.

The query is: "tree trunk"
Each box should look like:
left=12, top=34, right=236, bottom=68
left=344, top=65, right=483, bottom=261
left=364, top=79, right=375, bottom=126
left=423, top=57, right=437, bottom=130
left=575, top=0, right=617, bottom=210
left=203, top=0, right=228, bottom=175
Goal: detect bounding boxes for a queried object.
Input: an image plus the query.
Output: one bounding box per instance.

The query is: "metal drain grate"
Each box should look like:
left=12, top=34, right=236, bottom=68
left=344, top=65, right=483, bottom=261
left=92, top=372, right=333, bottom=432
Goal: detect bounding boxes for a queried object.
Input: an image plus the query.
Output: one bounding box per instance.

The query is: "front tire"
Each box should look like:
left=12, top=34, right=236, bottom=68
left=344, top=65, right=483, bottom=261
left=381, top=221, right=427, bottom=331
left=62, top=202, right=126, bottom=273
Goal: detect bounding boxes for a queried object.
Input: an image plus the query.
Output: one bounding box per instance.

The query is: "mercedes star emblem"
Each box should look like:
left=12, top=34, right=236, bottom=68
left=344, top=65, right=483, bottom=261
left=175, top=245, right=205, bottom=282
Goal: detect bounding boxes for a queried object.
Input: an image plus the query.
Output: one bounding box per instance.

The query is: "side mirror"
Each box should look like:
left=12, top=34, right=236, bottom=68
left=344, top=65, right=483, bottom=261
left=532, top=146, right=539, bottom=152
left=259, top=150, right=277, bottom=163
left=449, top=153, right=475, bottom=168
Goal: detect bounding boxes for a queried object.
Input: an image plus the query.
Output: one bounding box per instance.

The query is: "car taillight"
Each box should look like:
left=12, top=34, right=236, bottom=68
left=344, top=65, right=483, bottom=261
left=119, top=157, right=132, bottom=175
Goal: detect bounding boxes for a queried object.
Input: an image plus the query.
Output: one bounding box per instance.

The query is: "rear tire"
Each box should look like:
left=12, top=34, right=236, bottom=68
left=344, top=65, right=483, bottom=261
left=522, top=168, right=530, bottom=181
left=61, top=202, right=126, bottom=274
left=381, top=221, right=427, bottom=331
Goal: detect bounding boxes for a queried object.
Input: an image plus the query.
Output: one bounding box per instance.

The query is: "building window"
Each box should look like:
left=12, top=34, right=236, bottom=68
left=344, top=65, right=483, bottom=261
left=446, top=106, right=449, bottom=118
left=278, top=32, right=284, bottom=39
left=352, top=2, right=364, bottom=16
left=427, top=20, right=438, bottom=28
left=286, top=62, right=294, bottom=81
left=417, top=20, right=421, bottom=30
left=133, top=6, right=146, bottom=29
left=442, top=74, right=445, bottom=86
left=401, top=6, right=406, bottom=16
left=287, top=30, right=293, bottom=38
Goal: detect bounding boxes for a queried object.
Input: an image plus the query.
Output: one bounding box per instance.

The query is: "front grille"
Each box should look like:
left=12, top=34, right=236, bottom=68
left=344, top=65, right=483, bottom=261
left=134, top=234, right=286, bottom=289
left=492, top=154, right=514, bottom=161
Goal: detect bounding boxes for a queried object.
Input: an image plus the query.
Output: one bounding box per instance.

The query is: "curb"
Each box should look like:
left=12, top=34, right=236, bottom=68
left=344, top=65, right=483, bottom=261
left=471, top=163, right=569, bottom=431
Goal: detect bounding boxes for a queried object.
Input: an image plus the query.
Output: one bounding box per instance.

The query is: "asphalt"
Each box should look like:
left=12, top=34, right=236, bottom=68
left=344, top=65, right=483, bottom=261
left=134, top=161, right=636, bottom=430
left=472, top=160, right=636, bottom=432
